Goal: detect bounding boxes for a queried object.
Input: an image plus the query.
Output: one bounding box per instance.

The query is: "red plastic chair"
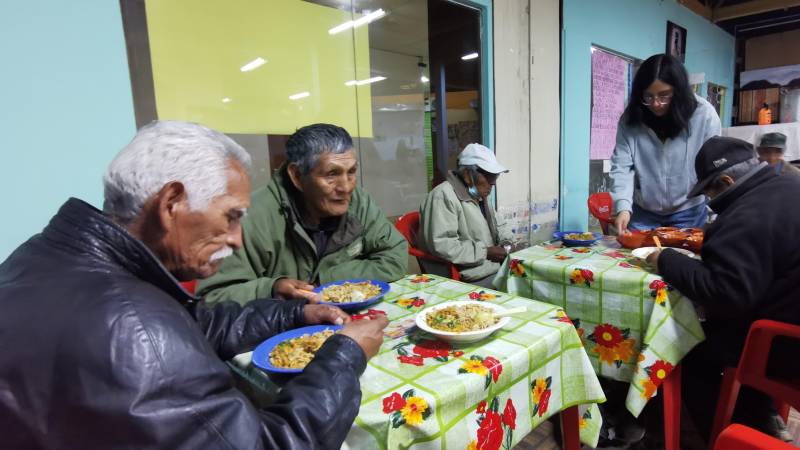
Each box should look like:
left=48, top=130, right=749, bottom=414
left=395, top=211, right=460, bottom=281
left=709, top=320, right=800, bottom=448
left=587, top=192, right=614, bottom=235
left=714, top=424, right=795, bottom=450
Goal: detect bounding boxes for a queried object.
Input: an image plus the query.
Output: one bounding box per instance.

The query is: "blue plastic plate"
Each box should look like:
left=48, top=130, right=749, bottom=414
left=553, top=231, right=602, bottom=247
left=252, top=324, right=343, bottom=374
left=313, top=279, right=391, bottom=311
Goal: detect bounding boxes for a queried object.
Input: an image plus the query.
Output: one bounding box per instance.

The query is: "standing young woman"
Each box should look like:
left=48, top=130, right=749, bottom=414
left=610, top=54, right=721, bottom=234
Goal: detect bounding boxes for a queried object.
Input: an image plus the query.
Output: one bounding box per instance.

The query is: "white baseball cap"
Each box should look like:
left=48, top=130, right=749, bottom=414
left=457, top=143, right=509, bottom=174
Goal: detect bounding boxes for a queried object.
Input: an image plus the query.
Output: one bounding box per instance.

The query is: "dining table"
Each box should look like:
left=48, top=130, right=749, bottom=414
left=493, top=238, right=706, bottom=421
left=231, top=274, right=607, bottom=449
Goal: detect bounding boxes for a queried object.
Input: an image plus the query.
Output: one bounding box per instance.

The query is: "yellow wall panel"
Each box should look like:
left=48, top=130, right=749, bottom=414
left=145, top=0, right=373, bottom=136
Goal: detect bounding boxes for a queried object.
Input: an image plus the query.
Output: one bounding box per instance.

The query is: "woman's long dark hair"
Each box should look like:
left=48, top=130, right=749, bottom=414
left=622, top=54, right=697, bottom=140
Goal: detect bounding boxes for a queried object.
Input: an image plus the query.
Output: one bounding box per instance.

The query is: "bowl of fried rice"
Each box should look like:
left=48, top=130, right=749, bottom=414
left=252, top=325, right=342, bottom=374
left=314, top=279, right=390, bottom=311
left=415, top=301, right=512, bottom=343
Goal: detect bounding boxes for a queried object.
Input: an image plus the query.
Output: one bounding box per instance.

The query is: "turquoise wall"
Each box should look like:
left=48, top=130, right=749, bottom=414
left=0, top=2, right=135, bottom=260
left=560, top=0, right=735, bottom=230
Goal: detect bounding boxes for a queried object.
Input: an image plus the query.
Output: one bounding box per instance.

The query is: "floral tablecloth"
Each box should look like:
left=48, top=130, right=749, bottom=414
left=494, top=244, right=706, bottom=417
left=233, top=274, right=606, bottom=449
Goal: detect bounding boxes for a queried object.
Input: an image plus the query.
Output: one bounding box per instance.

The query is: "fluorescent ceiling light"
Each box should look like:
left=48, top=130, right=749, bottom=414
left=240, top=57, right=267, bottom=72
left=221, top=97, right=232, bottom=103
left=352, top=9, right=386, bottom=27
left=461, top=52, right=479, bottom=61
left=357, top=76, right=386, bottom=85
left=420, top=75, right=429, bottom=83
left=344, top=76, right=387, bottom=87
left=288, top=91, right=310, bottom=100
left=329, top=8, right=386, bottom=35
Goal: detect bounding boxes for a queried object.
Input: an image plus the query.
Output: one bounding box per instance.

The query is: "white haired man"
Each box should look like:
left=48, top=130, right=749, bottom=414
left=0, top=121, right=388, bottom=449
left=198, top=123, right=408, bottom=304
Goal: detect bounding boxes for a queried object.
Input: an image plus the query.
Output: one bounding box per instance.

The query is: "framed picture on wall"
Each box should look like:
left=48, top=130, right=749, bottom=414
left=666, top=21, right=687, bottom=62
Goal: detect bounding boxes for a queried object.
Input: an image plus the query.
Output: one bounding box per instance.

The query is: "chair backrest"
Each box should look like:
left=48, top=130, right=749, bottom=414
left=395, top=211, right=420, bottom=245
left=714, top=424, right=795, bottom=450
left=395, top=211, right=461, bottom=281
left=588, top=192, right=613, bottom=234
left=180, top=280, right=197, bottom=294
left=737, top=320, right=800, bottom=410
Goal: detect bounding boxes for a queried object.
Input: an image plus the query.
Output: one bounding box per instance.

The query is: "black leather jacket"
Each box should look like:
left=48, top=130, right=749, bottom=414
left=0, top=198, right=367, bottom=449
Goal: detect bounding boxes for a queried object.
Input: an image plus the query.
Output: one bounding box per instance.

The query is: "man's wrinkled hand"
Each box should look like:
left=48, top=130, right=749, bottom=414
left=273, top=278, right=320, bottom=302
left=487, top=246, right=508, bottom=263
left=339, top=315, right=389, bottom=359
left=303, top=304, right=351, bottom=326
left=646, top=249, right=662, bottom=270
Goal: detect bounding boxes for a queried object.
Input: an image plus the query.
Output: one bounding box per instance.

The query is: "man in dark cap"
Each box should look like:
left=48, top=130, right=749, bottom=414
left=647, top=136, right=800, bottom=443
left=757, top=132, right=800, bottom=176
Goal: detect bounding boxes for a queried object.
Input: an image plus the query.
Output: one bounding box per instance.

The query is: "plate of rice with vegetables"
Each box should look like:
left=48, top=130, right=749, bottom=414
left=415, top=301, right=512, bottom=343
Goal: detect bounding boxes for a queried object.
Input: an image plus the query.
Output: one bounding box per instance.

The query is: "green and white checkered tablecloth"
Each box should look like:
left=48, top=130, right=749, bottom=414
left=233, top=274, right=606, bottom=449
left=494, top=243, right=706, bottom=417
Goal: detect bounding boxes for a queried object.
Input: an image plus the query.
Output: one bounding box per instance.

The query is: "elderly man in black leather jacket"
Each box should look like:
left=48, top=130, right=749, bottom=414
left=0, top=120, right=388, bottom=449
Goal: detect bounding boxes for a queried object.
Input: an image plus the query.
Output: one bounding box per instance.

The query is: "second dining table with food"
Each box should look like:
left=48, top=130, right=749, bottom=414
left=233, top=274, right=607, bottom=449
left=493, top=231, right=706, bottom=422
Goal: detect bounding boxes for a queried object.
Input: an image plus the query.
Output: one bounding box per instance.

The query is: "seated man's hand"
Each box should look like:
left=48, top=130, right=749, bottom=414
left=486, top=246, right=508, bottom=263
left=273, top=278, right=320, bottom=302
left=646, top=249, right=662, bottom=270
left=304, top=304, right=351, bottom=326
left=614, top=210, right=631, bottom=236
left=339, top=315, right=389, bottom=359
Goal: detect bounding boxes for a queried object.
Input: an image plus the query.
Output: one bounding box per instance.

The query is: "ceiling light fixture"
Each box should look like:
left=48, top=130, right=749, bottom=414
left=240, top=57, right=267, bottom=72
left=329, top=8, right=386, bottom=35
left=461, top=52, right=479, bottom=61
left=221, top=97, right=232, bottom=103
left=420, top=75, right=429, bottom=83
left=288, top=91, right=310, bottom=100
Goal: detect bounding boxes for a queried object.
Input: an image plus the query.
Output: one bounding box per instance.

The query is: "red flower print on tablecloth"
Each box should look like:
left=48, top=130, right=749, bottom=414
left=571, top=247, right=591, bottom=254
left=569, top=268, right=594, bottom=287
left=351, top=309, right=387, bottom=321
left=603, top=250, right=626, bottom=259
left=618, top=261, right=640, bottom=269
left=410, top=275, right=433, bottom=284
left=649, top=279, right=672, bottom=306
left=554, top=255, right=573, bottom=261
left=509, top=259, right=527, bottom=277
left=469, top=290, right=499, bottom=301
left=551, top=309, right=577, bottom=326
left=382, top=388, right=431, bottom=428
left=459, top=355, right=504, bottom=389
left=640, top=360, right=674, bottom=399
left=531, top=376, right=553, bottom=418
left=469, top=397, right=516, bottom=450
left=502, top=399, right=517, bottom=430
left=394, top=338, right=462, bottom=366
left=588, top=323, right=637, bottom=368
left=544, top=244, right=562, bottom=250
left=394, top=296, right=425, bottom=309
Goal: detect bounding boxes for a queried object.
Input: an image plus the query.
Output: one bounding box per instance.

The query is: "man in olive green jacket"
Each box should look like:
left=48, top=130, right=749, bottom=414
left=418, top=144, right=514, bottom=287
left=198, top=124, right=407, bottom=304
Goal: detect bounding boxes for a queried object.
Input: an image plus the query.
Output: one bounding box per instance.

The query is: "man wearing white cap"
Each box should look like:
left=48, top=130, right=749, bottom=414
left=417, top=143, right=514, bottom=287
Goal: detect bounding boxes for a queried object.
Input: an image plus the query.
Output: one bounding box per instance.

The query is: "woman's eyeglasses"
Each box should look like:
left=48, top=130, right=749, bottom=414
left=642, top=93, right=673, bottom=106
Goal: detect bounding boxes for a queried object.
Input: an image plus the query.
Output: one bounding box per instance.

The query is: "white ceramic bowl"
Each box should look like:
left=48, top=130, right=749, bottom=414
left=415, top=300, right=512, bottom=344
left=631, top=246, right=700, bottom=263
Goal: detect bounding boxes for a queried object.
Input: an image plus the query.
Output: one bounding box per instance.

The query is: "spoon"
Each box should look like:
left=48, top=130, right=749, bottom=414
left=653, top=236, right=663, bottom=250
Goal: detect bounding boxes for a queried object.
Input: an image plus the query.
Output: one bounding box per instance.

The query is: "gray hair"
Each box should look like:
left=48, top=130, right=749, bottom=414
left=286, top=123, right=353, bottom=175
left=458, top=164, right=481, bottom=184
left=103, top=120, right=252, bottom=224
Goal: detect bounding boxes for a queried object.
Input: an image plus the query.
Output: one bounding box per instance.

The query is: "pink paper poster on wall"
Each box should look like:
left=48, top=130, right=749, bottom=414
left=590, top=50, right=627, bottom=160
